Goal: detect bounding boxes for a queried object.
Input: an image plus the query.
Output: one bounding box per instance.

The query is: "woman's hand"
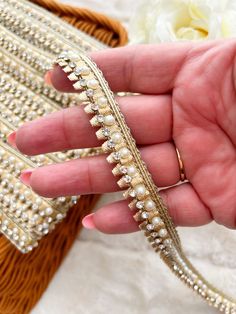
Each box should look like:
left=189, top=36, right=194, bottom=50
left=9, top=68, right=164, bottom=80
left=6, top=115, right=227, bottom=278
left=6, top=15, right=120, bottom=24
left=8, top=40, right=236, bottom=233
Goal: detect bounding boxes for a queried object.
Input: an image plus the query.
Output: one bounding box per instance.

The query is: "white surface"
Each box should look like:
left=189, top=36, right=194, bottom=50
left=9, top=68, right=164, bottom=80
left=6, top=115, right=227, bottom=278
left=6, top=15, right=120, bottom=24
left=32, top=194, right=236, bottom=314
left=32, top=1, right=236, bottom=313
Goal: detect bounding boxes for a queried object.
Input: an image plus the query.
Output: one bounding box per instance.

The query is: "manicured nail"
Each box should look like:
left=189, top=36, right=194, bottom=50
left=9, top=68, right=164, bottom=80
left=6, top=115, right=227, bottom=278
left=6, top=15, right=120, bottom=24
left=82, top=213, right=96, bottom=230
left=20, top=169, right=34, bottom=186
left=7, top=131, right=17, bottom=148
left=44, top=70, right=53, bottom=86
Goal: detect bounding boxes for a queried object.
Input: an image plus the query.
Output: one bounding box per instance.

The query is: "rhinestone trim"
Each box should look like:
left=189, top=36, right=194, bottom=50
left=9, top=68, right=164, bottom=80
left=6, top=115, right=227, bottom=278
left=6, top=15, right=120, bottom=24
left=0, top=0, right=104, bottom=252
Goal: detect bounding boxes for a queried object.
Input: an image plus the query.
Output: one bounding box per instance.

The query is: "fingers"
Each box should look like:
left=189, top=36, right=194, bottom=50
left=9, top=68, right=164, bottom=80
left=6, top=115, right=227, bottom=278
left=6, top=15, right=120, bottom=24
left=20, top=142, right=180, bottom=197
left=15, top=95, right=172, bottom=155
left=84, top=183, right=212, bottom=234
left=51, top=43, right=192, bottom=94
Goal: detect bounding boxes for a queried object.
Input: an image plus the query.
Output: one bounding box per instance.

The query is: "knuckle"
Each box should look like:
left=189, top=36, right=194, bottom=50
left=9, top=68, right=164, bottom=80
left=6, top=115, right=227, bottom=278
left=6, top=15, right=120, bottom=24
left=160, top=189, right=178, bottom=226
left=211, top=205, right=236, bottom=229
left=61, top=109, right=73, bottom=149
left=30, top=168, right=52, bottom=198
left=85, top=158, right=95, bottom=193
left=61, top=107, right=82, bottom=149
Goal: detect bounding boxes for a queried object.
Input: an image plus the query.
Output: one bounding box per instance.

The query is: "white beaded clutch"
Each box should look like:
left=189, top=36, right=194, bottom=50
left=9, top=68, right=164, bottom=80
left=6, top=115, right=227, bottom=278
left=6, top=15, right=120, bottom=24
left=0, top=0, right=104, bottom=253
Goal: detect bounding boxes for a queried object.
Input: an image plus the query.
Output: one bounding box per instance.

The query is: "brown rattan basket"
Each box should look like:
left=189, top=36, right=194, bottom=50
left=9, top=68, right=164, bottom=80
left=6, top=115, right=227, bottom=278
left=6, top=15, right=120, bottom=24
left=32, top=0, right=128, bottom=47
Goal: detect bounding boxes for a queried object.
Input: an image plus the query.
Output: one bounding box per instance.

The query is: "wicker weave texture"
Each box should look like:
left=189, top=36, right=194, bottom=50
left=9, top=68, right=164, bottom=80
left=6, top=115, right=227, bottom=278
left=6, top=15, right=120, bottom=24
left=32, top=0, right=128, bottom=47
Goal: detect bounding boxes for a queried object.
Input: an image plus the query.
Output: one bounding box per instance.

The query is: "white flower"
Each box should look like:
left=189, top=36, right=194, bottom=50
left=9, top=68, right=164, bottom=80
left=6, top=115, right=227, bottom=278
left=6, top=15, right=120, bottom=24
left=129, top=0, right=236, bottom=43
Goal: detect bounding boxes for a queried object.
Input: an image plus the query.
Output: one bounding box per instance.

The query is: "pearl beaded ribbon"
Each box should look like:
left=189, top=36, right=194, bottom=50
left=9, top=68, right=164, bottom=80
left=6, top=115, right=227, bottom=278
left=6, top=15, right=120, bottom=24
left=55, top=52, right=236, bottom=313
left=0, top=0, right=106, bottom=253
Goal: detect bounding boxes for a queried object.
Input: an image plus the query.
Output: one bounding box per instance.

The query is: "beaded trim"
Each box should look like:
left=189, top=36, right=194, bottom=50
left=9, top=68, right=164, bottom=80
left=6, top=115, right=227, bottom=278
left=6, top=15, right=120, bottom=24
left=0, top=0, right=104, bottom=252
left=55, top=51, right=236, bottom=313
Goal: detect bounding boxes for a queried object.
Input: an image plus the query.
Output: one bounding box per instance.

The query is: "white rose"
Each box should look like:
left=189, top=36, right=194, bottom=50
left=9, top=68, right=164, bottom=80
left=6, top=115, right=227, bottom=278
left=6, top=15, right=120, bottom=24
left=129, top=0, right=236, bottom=43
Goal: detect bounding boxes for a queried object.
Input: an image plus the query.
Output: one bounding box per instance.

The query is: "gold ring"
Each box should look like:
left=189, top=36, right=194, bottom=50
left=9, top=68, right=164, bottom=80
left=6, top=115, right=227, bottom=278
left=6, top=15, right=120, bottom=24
left=175, top=148, right=186, bottom=181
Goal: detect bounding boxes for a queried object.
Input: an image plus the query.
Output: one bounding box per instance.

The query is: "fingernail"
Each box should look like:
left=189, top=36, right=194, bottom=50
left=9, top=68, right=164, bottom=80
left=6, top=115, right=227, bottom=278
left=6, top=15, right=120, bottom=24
left=20, top=169, right=34, bottom=186
left=44, top=71, right=53, bottom=86
left=82, top=213, right=96, bottom=230
left=7, top=131, right=17, bottom=149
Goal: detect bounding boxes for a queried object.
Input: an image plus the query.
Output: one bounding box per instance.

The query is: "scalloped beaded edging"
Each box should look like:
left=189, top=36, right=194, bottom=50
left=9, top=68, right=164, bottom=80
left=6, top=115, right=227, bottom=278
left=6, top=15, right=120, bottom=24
left=54, top=51, right=236, bottom=313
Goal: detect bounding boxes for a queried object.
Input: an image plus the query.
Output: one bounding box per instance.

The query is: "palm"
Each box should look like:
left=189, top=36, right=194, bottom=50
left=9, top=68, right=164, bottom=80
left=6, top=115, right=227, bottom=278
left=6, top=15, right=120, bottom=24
left=172, top=42, right=236, bottom=227
left=12, top=40, right=236, bottom=232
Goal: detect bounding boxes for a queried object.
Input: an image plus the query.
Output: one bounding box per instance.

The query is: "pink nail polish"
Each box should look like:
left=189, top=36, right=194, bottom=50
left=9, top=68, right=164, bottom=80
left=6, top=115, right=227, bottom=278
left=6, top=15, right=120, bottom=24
left=20, top=169, right=34, bottom=186
left=82, top=213, right=96, bottom=230
left=7, top=131, right=17, bottom=148
left=44, top=71, right=52, bottom=86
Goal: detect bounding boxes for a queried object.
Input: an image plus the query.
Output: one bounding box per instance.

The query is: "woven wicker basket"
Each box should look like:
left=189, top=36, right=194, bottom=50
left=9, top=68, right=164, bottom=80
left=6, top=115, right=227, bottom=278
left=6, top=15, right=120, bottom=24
left=0, top=1, right=127, bottom=313
left=32, top=0, right=128, bottom=47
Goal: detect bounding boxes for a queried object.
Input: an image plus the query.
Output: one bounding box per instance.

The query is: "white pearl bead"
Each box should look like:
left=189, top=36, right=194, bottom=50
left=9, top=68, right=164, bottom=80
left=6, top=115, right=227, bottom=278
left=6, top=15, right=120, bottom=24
left=163, top=239, right=172, bottom=246
left=119, top=147, right=130, bottom=159
left=37, top=225, right=43, bottom=232
left=16, top=209, right=21, bottom=217
left=21, top=235, right=27, bottom=241
left=134, top=184, right=146, bottom=197
left=111, top=132, right=122, bottom=144
left=15, top=182, right=21, bottom=189
left=81, top=66, right=90, bottom=75
left=159, top=228, right=168, bottom=237
left=21, top=213, right=28, bottom=220
left=152, top=216, right=162, bottom=226
left=97, top=97, right=108, bottom=108
left=87, top=79, right=99, bottom=89
left=24, top=190, right=31, bottom=197
left=17, top=162, right=24, bottom=170
left=12, top=228, right=18, bottom=234
left=8, top=156, right=15, bottom=164
left=33, top=214, right=39, bottom=222
left=141, top=211, right=149, bottom=219
left=45, top=207, right=53, bottom=216
left=31, top=206, right=38, bottom=214
left=57, top=213, right=63, bottom=220
left=43, top=222, right=49, bottom=229
left=127, top=165, right=137, bottom=177
left=38, top=156, right=46, bottom=162
left=145, top=199, right=156, bottom=211
left=75, top=66, right=90, bottom=76
left=35, top=198, right=42, bottom=205
left=104, top=115, right=115, bottom=126
left=7, top=229, right=13, bottom=236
